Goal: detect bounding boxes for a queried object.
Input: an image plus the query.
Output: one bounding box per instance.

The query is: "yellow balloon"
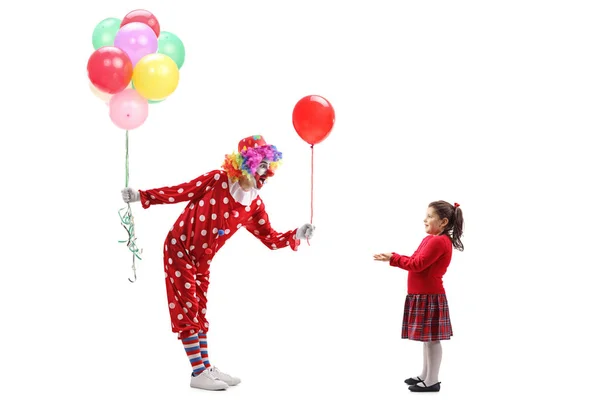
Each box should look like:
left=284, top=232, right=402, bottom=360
left=132, top=54, right=180, bottom=100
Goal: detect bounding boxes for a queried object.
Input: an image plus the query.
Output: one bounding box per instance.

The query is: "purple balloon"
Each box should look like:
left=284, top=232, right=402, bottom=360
left=114, top=22, right=158, bottom=66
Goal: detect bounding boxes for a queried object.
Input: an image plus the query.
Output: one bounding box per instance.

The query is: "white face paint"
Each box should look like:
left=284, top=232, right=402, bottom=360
left=253, top=160, right=270, bottom=189
left=256, top=162, right=268, bottom=176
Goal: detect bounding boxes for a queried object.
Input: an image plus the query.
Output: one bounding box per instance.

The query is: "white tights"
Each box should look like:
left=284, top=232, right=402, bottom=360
left=414, top=340, right=442, bottom=387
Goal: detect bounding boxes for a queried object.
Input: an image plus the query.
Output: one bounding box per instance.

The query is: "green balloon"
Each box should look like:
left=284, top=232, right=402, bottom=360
left=92, top=18, right=121, bottom=50
left=131, top=81, right=165, bottom=104
left=158, top=31, right=186, bottom=69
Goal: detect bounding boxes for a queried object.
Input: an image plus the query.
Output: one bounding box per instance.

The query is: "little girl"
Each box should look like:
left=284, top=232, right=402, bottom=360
left=373, top=200, right=464, bottom=393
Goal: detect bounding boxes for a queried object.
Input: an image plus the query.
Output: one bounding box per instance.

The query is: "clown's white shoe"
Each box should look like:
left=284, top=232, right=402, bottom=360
left=190, top=369, right=229, bottom=390
left=209, top=366, right=241, bottom=386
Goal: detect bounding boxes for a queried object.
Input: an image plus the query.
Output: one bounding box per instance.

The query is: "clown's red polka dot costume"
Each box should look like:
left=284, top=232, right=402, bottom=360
left=139, top=168, right=300, bottom=338
left=124, top=135, right=314, bottom=390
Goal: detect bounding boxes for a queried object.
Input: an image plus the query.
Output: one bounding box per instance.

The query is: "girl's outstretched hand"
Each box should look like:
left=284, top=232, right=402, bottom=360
left=373, top=253, right=393, bottom=262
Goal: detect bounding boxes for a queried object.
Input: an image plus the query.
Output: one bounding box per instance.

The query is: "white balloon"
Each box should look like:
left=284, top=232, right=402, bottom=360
left=89, top=82, right=112, bottom=104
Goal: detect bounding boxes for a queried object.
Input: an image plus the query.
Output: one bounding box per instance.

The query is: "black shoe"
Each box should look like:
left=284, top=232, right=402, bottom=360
left=404, top=377, right=423, bottom=385
left=408, top=382, right=441, bottom=392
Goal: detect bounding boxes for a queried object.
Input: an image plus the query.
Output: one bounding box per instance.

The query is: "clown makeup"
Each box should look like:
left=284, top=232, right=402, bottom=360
left=256, top=161, right=269, bottom=177
left=252, top=160, right=272, bottom=189
left=239, top=160, right=273, bottom=191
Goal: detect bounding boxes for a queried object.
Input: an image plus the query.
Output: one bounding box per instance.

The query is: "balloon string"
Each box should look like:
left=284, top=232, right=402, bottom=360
left=118, top=129, right=142, bottom=282
left=311, top=144, right=314, bottom=224
left=125, top=129, right=129, bottom=187
left=307, top=144, right=314, bottom=246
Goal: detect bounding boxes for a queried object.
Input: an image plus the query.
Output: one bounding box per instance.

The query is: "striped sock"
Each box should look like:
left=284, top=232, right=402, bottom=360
left=182, top=334, right=206, bottom=376
left=199, top=333, right=211, bottom=368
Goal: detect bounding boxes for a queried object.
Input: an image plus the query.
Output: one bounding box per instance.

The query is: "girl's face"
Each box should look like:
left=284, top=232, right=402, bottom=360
left=424, top=207, right=448, bottom=235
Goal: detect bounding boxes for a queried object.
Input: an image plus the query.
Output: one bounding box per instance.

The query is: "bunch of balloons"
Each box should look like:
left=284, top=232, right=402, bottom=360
left=87, top=9, right=186, bottom=130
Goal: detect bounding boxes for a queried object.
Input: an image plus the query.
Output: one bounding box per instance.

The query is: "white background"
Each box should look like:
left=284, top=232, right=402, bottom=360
left=1, top=1, right=599, bottom=399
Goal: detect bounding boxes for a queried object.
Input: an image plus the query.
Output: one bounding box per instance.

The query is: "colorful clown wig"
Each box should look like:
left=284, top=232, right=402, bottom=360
left=222, top=143, right=283, bottom=182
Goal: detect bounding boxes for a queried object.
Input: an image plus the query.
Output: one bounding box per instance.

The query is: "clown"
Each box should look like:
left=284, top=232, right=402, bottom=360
left=121, top=135, right=315, bottom=391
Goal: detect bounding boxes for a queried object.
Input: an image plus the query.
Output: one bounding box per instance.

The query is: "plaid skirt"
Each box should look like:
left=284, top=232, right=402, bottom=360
left=402, top=294, right=453, bottom=341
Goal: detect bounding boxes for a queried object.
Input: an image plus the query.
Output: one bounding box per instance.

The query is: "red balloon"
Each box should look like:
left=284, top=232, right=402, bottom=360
left=87, top=47, right=133, bottom=94
left=121, top=9, right=160, bottom=38
left=292, top=95, right=335, bottom=145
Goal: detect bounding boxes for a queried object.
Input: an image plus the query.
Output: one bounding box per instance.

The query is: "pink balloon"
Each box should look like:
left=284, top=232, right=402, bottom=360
left=114, top=22, right=158, bottom=66
left=109, top=89, right=149, bottom=130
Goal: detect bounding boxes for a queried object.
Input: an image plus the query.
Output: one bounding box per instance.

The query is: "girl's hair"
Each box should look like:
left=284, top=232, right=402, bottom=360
left=429, top=200, right=464, bottom=251
left=222, top=145, right=283, bottom=182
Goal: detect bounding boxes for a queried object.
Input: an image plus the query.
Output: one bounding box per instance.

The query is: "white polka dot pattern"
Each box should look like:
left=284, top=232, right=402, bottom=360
left=145, top=170, right=298, bottom=338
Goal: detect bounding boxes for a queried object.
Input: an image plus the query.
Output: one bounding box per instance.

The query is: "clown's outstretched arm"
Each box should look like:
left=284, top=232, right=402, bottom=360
left=245, top=200, right=315, bottom=251
left=121, top=169, right=222, bottom=209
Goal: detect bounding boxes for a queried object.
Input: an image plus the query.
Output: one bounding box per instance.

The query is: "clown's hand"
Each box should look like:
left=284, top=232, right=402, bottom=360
left=121, top=187, right=140, bottom=203
left=295, top=223, right=315, bottom=240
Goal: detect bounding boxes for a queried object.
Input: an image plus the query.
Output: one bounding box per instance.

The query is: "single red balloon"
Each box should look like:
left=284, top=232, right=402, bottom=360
left=121, top=9, right=160, bottom=38
left=87, top=47, right=133, bottom=94
left=292, top=95, right=335, bottom=145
